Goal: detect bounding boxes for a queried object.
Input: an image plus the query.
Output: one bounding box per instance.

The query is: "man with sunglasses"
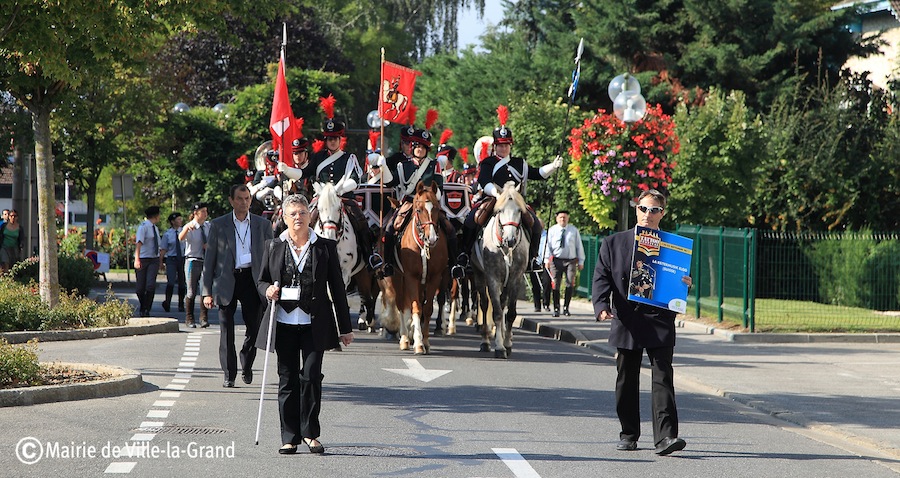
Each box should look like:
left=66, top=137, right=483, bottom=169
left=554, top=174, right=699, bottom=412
left=592, top=188, right=692, bottom=456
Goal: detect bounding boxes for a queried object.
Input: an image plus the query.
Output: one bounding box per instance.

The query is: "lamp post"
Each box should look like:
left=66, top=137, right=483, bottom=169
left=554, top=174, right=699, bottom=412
left=608, top=73, right=647, bottom=231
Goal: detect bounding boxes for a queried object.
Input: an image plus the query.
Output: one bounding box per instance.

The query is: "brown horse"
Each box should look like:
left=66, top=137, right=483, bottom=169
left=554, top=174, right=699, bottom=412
left=383, top=181, right=448, bottom=354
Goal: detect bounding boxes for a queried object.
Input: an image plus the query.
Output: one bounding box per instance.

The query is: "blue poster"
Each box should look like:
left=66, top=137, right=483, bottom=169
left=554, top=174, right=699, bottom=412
left=627, top=226, right=693, bottom=314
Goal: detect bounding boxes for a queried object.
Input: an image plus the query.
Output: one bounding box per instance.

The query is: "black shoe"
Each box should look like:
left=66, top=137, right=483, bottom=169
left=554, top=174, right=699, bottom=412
left=278, top=444, right=297, bottom=455
left=534, top=306, right=541, bottom=312
left=616, top=439, right=638, bottom=451
left=242, top=371, right=253, bottom=384
left=451, top=265, right=465, bottom=279
left=382, top=264, right=394, bottom=277
left=368, top=253, right=384, bottom=270
left=140, top=309, right=150, bottom=317
left=552, top=310, right=560, bottom=317
left=543, top=305, right=550, bottom=312
left=563, top=308, right=571, bottom=316
left=655, top=437, right=686, bottom=456
left=162, top=302, right=170, bottom=312
left=223, top=380, right=235, bottom=388
left=303, top=438, right=325, bottom=454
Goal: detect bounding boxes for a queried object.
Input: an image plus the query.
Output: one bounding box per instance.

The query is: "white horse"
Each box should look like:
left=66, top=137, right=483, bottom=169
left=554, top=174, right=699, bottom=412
left=469, top=182, right=530, bottom=359
left=312, top=182, right=361, bottom=287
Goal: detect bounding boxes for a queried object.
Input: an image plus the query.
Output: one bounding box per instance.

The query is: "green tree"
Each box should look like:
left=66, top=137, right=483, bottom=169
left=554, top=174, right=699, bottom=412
left=0, top=0, right=290, bottom=306
left=668, top=88, right=764, bottom=227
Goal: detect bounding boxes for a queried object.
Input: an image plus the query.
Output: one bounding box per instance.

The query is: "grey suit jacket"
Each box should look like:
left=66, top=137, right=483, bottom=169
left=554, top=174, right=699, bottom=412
left=201, top=212, right=273, bottom=306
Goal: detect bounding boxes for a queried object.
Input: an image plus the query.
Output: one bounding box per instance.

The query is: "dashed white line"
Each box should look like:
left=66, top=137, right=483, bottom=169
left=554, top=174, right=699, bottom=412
left=153, top=400, right=176, bottom=407
left=104, top=462, right=136, bottom=473
left=493, top=448, right=541, bottom=478
left=147, top=410, right=170, bottom=419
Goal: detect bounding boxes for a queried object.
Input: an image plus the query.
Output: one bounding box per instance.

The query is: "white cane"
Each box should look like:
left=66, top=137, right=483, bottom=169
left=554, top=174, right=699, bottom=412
left=254, top=281, right=279, bottom=445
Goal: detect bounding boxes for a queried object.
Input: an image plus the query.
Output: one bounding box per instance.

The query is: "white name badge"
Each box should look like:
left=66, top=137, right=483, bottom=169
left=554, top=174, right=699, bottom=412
left=281, top=287, right=300, bottom=301
left=239, top=253, right=253, bottom=265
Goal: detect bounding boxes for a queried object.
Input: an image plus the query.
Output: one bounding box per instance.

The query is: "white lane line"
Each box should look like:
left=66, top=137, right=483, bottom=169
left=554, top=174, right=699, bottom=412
left=176, top=367, right=194, bottom=373
left=105, top=462, right=136, bottom=473
left=159, top=391, right=181, bottom=398
left=493, top=448, right=541, bottom=478
left=129, top=433, right=156, bottom=441
left=164, top=384, right=186, bottom=390
left=153, top=400, right=176, bottom=407
left=171, top=378, right=190, bottom=384
left=147, top=410, right=170, bottom=419
left=183, top=351, right=199, bottom=357
left=139, top=421, right=164, bottom=428
left=174, top=373, right=192, bottom=379
left=178, top=362, right=195, bottom=367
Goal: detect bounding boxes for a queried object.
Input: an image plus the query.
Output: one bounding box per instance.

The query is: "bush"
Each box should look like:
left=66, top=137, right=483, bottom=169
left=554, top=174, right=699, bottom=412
left=0, top=338, right=42, bottom=388
left=0, top=278, right=132, bottom=332
left=9, top=253, right=97, bottom=296
left=58, top=228, right=85, bottom=256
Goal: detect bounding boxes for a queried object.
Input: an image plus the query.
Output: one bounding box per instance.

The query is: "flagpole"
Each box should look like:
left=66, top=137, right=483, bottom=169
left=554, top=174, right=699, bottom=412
left=378, top=47, right=386, bottom=233
left=279, top=23, right=288, bottom=202
left=544, top=38, right=583, bottom=269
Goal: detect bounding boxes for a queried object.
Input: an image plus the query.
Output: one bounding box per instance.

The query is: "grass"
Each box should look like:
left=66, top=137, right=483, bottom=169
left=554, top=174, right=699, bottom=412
left=686, top=296, right=900, bottom=333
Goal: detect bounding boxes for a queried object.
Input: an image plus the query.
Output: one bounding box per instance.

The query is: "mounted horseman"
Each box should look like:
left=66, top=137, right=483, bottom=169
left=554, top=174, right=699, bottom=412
left=368, top=108, right=466, bottom=281
left=278, top=95, right=377, bottom=270
left=459, top=105, right=563, bottom=272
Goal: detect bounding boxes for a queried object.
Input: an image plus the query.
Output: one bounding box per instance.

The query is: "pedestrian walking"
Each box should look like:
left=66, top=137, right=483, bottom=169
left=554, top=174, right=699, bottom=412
left=179, top=202, right=210, bottom=327
left=547, top=210, right=584, bottom=316
left=202, top=185, right=273, bottom=388
left=160, top=212, right=186, bottom=313
left=592, top=189, right=691, bottom=456
left=134, top=206, right=162, bottom=317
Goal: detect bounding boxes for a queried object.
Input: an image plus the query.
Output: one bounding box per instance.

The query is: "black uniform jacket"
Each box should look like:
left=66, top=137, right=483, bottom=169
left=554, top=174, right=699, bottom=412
left=592, top=228, right=677, bottom=350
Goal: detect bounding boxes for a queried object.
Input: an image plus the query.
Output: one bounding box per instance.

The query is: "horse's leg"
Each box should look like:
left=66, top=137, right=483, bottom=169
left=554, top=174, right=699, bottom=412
left=411, top=293, right=425, bottom=355
left=489, top=280, right=507, bottom=359
left=504, top=279, right=522, bottom=356
left=447, top=279, right=458, bottom=335
left=434, top=288, right=445, bottom=337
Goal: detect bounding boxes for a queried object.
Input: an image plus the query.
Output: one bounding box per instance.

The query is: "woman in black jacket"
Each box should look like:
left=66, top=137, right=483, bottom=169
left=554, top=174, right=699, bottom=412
left=256, top=194, right=354, bottom=455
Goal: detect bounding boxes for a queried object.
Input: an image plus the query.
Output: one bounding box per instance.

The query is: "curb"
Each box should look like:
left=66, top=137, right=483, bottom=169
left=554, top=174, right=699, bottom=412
left=518, top=316, right=900, bottom=463
left=0, top=318, right=180, bottom=344
left=0, top=363, right=143, bottom=407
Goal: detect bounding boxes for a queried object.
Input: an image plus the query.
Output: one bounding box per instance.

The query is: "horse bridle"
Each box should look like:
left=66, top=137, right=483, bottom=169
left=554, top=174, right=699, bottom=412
left=317, top=205, right=344, bottom=239
left=494, top=216, right=522, bottom=247
left=413, top=200, right=437, bottom=248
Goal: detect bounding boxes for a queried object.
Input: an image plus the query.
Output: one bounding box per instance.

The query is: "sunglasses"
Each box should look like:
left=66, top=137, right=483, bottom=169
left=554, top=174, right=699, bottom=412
left=636, top=205, right=664, bottom=214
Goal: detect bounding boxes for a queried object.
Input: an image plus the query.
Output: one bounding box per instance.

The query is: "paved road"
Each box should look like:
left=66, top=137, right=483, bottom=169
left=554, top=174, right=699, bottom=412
left=0, top=282, right=897, bottom=476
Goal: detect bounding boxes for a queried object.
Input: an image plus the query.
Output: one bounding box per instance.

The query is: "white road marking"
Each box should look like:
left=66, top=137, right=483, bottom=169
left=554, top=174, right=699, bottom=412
left=159, top=391, right=181, bottom=398
left=139, top=421, right=164, bottom=428
left=383, top=358, right=452, bottom=382
left=146, top=410, right=169, bottom=419
left=104, top=462, right=136, bottom=473
left=129, top=433, right=156, bottom=441
left=493, top=448, right=541, bottom=478
left=153, top=400, right=176, bottom=407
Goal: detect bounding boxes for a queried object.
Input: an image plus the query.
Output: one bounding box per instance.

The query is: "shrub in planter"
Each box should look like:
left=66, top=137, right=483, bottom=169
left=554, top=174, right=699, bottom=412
left=9, top=253, right=97, bottom=296
left=0, top=338, right=42, bottom=388
left=0, top=278, right=132, bottom=331
left=0, top=279, right=45, bottom=332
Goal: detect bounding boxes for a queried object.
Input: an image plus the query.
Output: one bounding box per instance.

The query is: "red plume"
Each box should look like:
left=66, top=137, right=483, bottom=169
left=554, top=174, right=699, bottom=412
left=319, top=94, right=336, bottom=119
left=295, top=117, right=304, bottom=136
left=368, top=131, right=381, bottom=151
left=459, top=146, right=469, bottom=164
left=425, top=109, right=438, bottom=130
left=497, top=104, right=509, bottom=126
left=340, top=137, right=347, bottom=151
left=312, top=139, right=325, bottom=153
left=479, top=139, right=491, bottom=161
left=235, top=154, right=250, bottom=170
left=439, top=128, right=453, bottom=145
left=407, top=104, right=418, bottom=126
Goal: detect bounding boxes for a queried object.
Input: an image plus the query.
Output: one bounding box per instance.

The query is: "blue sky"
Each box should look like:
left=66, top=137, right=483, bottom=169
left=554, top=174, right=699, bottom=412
left=456, top=1, right=508, bottom=51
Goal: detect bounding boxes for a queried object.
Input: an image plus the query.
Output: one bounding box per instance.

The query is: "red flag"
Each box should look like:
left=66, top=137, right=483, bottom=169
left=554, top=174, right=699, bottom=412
left=270, top=53, right=297, bottom=154
left=379, top=61, right=421, bottom=125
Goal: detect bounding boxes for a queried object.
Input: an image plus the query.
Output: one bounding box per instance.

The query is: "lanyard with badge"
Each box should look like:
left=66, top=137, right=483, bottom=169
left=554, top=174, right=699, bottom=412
left=235, top=218, right=252, bottom=265
left=281, top=242, right=310, bottom=301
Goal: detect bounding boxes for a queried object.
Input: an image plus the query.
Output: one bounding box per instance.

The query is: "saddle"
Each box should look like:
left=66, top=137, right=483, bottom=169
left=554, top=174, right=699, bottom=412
left=473, top=197, right=496, bottom=227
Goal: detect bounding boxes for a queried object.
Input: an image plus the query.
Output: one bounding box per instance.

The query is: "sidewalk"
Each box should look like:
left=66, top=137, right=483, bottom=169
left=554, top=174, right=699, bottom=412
left=517, top=297, right=900, bottom=465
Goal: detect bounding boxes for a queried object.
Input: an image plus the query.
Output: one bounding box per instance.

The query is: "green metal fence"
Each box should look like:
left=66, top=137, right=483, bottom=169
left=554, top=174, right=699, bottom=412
left=580, top=227, right=900, bottom=333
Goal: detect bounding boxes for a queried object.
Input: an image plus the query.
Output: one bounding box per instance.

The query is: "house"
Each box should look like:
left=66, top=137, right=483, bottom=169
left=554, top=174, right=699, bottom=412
left=834, top=0, right=900, bottom=89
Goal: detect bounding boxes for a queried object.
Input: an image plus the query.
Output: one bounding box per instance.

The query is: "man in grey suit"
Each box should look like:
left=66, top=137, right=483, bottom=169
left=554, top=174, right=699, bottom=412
left=202, top=184, right=274, bottom=388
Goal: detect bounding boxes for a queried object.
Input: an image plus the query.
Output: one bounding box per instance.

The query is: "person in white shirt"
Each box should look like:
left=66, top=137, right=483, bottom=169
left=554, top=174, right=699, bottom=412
left=160, top=212, right=186, bottom=313
left=545, top=210, right=585, bottom=316
left=179, top=202, right=210, bottom=327
left=134, top=206, right=162, bottom=317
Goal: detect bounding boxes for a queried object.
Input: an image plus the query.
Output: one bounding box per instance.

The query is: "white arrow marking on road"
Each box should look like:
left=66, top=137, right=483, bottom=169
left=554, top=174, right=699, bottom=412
left=493, top=448, right=541, bottom=478
left=383, top=358, right=451, bottom=382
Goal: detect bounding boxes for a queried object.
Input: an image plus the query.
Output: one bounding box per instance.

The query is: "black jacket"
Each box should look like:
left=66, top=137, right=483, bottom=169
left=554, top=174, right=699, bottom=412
left=592, top=229, right=677, bottom=350
left=255, top=233, right=352, bottom=352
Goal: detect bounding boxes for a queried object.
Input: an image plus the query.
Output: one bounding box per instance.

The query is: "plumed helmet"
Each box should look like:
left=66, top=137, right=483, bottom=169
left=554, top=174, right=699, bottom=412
left=291, top=137, right=309, bottom=152
left=409, top=128, right=432, bottom=149
left=492, top=105, right=513, bottom=144
left=319, top=94, right=345, bottom=137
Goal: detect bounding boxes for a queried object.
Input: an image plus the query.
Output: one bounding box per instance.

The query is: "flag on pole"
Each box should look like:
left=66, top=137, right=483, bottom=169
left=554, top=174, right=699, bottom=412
left=270, top=52, right=297, bottom=155
left=379, top=61, right=422, bottom=125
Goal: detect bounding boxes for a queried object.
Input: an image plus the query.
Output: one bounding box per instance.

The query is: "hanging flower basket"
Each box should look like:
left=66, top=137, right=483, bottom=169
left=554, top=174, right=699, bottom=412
left=567, top=104, right=680, bottom=228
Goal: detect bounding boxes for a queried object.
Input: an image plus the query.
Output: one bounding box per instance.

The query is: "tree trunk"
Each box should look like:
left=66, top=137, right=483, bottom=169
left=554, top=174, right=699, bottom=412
left=618, top=199, right=630, bottom=231
left=84, top=180, right=97, bottom=250
left=32, top=106, right=60, bottom=307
